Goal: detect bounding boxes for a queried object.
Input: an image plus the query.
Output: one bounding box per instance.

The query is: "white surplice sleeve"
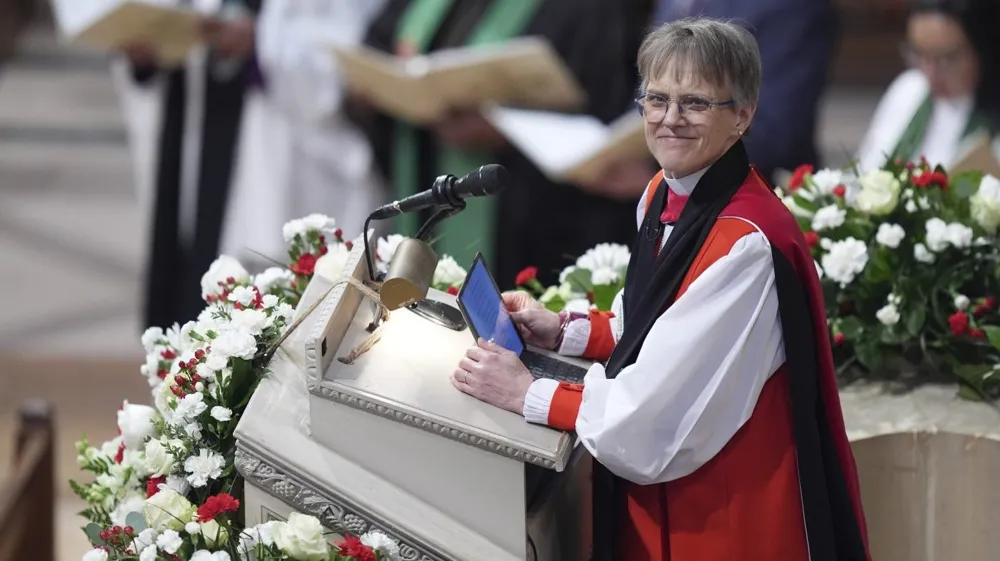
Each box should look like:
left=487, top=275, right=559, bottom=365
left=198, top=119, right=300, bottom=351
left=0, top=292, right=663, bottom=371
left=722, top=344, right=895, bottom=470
left=528, top=231, right=785, bottom=485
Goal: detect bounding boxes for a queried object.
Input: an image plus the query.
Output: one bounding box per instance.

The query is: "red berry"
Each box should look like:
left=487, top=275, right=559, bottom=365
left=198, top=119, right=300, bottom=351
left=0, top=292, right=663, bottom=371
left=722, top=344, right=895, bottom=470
left=171, top=385, right=184, bottom=397
left=226, top=276, right=235, bottom=284
left=124, top=526, right=134, bottom=535
left=99, top=530, right=110, bottom=541
left=195, top=349, right=205, bottom=360
left=112, top=526, right=122, bottom=535
left=174, top=375, right=187, bottom=386
left=191, top=374, right=201, bottom=384
left=833, top=333, right=846, bottom=345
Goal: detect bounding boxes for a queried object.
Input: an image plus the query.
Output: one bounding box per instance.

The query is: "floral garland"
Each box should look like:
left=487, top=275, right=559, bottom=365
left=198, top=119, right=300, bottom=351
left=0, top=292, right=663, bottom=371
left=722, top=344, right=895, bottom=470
left=71, top=216, right=465, bottom=561
left=515, top=243, right=631, bottom=313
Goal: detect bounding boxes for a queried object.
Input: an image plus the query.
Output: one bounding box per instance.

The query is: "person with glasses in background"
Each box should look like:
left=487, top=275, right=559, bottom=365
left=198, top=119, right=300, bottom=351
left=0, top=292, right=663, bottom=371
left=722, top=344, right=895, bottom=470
left=857, top=0, right=1000, bottom=171
left=452, top=18, right=869, bottom=561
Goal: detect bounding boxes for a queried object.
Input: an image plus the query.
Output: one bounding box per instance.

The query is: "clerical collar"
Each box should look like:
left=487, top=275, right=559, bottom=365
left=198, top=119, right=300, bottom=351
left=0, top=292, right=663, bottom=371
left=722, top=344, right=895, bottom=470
left=662, top=166, right=710, bottom=196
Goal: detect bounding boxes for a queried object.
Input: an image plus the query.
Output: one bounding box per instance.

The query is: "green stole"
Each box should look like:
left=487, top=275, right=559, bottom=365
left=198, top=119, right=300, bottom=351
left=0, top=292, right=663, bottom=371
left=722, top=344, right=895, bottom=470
left=392, top=0, right=540, bottom=267
left=890, top=94, right=991, bottom=163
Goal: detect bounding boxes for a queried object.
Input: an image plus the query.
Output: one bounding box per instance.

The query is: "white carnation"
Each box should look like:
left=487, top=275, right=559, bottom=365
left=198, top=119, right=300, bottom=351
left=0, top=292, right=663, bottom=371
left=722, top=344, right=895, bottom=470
left=914, top=243, right=935, bottom=264
left=117, top=401, right=157, bottom=450
left=282, top=219, right=307, bottom=242
left=925, top=218, right=950, bottom=252
left=314, top=242, right=351, bottom=280
left=971, top=174, right=1000, bottom=233
left=820, top=238, right=869, bottom=287
left=810, top=169, right=844, bottom=195
left=811, top=204, right=846, bottom=231
left=564, top=299, right=593, bottom=313
left=190, top=551, right=230, bottom=561
left=210, top=327, right=258, bottom=360
left=254, top=267, right=294, bottom=294
left=946, top=222, right=973, bottom=248
left=183, top=448, right=225, bottom=488
left=361, top=530, right=401, bottom=560
left=591, top=267, right=621, bottom=286
left=200, top=256, right=249, bottom=300
left=230, top=308, right=268, bottom=336
left=82, top=548, right=109, bottom=561
left=174, top=392, right=207, bottom=422
left=141, top=327, right=164, bottom=354
left=954, top=294, right=970, bottom=310
left=210, top=406, right=232, bottom=422
left=433, top=255, right=467, bottom=287
left=261, top=294, right=279, bottom=309
left=874, top=223, right=905, bottom=248
left=904, top=199, right=918, bottom=213
left=139, top=546, right=158, bottom=561
left=576, top=243, right=630, bottom=273
left=227, top=286, right=257, bottom=307
left=301, top=213, right=336, bottom=234
left=376, top=234, right=407, bottom=271
left=156, top=530, right=184, bottom=554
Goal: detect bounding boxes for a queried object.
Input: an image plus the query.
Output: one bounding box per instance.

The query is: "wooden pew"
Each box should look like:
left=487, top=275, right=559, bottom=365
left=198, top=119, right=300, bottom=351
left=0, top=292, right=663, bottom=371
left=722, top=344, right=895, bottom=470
left=0, top=400, right=55, bottom=561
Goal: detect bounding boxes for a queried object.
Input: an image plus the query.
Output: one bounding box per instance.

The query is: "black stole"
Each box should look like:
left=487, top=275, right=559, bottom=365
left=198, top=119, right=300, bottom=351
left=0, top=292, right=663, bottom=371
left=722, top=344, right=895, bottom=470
left=591, top=140, right=751, bottom=560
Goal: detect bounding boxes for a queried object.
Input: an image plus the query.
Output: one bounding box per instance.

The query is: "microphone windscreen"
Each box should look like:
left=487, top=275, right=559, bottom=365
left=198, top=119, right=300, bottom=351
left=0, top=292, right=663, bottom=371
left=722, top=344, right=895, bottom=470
left=469, top=164, right=509, bottom=195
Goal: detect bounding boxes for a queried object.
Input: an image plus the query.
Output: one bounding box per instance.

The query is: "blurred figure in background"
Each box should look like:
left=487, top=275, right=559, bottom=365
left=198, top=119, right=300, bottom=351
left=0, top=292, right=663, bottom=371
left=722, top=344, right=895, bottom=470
left=592, top=0, right=837, bottom=197
left=856, top=0, right=1000, bottom=171
left=349, top=0, right=639, bottom=288
left=256, top=0, right=388, bottom=241
left=110, top=0, right=275, bottom=329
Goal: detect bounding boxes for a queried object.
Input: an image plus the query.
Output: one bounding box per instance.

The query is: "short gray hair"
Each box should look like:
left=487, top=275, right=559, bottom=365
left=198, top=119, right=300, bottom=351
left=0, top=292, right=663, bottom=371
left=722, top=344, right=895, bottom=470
left=637, top=18, right=762, bottom=108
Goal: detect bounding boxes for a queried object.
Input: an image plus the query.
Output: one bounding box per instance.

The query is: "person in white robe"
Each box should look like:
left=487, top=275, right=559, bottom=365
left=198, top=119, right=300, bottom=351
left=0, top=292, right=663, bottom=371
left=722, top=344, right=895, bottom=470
left=856, top=0, right=1000, bottom=172
left=108, top=0, right=286, bottom=328
left=254, top=0, right=388, bottom=241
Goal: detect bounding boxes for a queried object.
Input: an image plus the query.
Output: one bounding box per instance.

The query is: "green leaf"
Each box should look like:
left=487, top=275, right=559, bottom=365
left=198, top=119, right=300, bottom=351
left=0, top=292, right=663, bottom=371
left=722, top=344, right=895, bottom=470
left=225, top=358, right=256, bottom=406
left=983, top=325, right=1000, bottom=351
left=564, top=268, right=593, bottom=294
left=592, top=284, right=618, bottom=312
left=838, top=316, right=864, bottom=339
left=904, top=306, right=926, bottom=337
left=126, top=511, right=147, bottom=533
left=854, top=340, right=883, bottom=372
left=84, top=523, right=105, bottom=546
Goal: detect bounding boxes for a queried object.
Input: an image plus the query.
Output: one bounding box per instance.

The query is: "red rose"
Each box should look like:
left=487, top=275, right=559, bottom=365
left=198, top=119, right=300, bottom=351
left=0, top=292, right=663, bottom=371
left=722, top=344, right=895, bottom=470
left=515, top=266, right=538, bottom=286
left=788, top=164, right=814, bottom=191
left=292, top=253, right=317, bottom=276
left=833, top=333, right=846, bottom=345
left=948, top=311, right=970, bottom=336
left=832, top=184, right=847, bottom=198
left=803, top=231, right=819, bottom=248
left=447, top=286, right=459, bottom=295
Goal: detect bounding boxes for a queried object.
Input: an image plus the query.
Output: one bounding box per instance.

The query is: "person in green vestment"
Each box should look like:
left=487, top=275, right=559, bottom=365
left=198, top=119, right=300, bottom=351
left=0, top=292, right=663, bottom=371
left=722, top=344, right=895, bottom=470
left=856, top=0, right=1000, bottom=172
left=346, top=0, right=639, bottom=289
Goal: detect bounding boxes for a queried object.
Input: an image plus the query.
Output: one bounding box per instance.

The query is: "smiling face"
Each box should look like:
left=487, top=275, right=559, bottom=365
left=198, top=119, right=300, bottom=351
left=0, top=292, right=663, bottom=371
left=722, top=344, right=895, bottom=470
left=642, top=62, right=755, bottom=178
left=905, top=12, right=980, bottom=99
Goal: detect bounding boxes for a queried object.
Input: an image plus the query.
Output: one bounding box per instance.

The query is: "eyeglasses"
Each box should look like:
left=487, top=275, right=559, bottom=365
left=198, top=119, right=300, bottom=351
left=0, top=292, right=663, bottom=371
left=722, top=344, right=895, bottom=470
left=635, top=92, right=734, bottom=122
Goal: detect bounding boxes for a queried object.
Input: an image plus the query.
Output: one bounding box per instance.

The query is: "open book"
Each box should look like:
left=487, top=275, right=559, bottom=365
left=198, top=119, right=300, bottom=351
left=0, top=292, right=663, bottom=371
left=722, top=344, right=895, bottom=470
left=333, top=36, right=587, bottom=124
left=50, top=0, right=202, bottom=65
left=482, top=106, right=647, bottom=184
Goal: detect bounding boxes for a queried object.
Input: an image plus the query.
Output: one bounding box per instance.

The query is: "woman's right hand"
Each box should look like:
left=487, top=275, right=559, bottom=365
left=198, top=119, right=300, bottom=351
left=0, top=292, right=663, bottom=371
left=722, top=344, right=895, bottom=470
left=502, top=291, right=562, bottom=350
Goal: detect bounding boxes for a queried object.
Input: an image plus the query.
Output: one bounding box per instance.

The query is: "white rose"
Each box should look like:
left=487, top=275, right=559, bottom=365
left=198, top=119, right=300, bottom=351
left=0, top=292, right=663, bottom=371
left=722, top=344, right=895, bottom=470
left=313, top=243, right=352, bottom=281
left=874, top=223, right=906, bottom=248
left=954, top=294, right=970, bottom=310
left=82, top=548, right=109, bottom=561
left=143, top=489, right=196, bottom=532
left=811, top=204, right=846, bottom=231
left=925, top=218, right=950, bottom=252
left=820, top=238, right=869, bottom=287
left=433, top=255, right=467, bottom=288
left=971, top=174, right=1000, bottom=233
left=211, top=327, right=258, bottom=360
left=200, top=256, right=249, bottom=299
left=854, top=169, right=901, bottom=215
left=200, top=519, right=229, bottom=549
left=186, top=521, right=201, bottom=535
left=143, top=439, right=175, bottom=478
left=272, top=513, right=330, bottom=561
left=876, top=303, right=900, bottom=326
left=117, top=401, right=157, bottom=450
left=914, top=243, right=936, bottom=264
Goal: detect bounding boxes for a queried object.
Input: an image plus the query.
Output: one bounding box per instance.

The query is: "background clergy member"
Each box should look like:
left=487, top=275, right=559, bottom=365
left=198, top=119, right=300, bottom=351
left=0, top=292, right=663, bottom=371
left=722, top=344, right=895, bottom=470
left=347, top=0, right=639, bottom=288
left=856, top=0, right=1000, bottom=171
left=452, top=18, right=870, bottom=561
left=111, top=0, right=274, bottom=329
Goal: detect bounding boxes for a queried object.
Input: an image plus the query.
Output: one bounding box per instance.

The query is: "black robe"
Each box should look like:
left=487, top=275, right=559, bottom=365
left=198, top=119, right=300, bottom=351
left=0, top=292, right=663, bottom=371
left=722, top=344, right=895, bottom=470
left=134, top=0, right=263, bottom=329
left=354, top=0, right=640, bottom=289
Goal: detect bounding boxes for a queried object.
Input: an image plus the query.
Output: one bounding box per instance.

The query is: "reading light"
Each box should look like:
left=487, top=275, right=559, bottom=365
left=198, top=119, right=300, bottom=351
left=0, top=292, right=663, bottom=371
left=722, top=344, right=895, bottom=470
left=379, top=238, right=439, bottom=310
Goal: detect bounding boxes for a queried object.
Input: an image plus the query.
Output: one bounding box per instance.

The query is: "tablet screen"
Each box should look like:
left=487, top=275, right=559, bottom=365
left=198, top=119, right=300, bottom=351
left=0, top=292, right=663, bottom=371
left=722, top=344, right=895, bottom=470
left=457, top=255, right=525, bottom=356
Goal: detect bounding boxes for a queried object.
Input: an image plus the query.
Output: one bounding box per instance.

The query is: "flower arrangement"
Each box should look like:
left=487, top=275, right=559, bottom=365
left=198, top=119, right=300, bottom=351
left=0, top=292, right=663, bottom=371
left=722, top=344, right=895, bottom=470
left=515, top=243, right=631, bottom=313
left=70, top=215, right=428, bottom=561
left=781, top=160, right=1000, bottom=398
left=375, top=234, right=467, bottom=294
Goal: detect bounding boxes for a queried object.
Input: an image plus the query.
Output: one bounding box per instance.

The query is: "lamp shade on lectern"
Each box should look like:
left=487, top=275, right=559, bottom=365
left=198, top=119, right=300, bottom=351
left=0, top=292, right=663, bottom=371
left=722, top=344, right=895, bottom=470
left=380, top=238, right=439, bottom=310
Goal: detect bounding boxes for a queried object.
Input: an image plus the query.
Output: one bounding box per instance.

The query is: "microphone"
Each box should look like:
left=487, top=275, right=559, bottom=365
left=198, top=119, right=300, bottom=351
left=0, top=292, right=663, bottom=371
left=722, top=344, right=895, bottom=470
left=370, top=164, right=509, bottom=220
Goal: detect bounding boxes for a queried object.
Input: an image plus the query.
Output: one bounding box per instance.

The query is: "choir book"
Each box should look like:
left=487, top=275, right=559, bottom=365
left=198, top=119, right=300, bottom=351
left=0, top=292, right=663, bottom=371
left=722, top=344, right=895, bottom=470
left=50, top=0, right=202, bottom=65
left=333, top=37, right=587, bottom=124
left=482, top=106, right=647, bottom=184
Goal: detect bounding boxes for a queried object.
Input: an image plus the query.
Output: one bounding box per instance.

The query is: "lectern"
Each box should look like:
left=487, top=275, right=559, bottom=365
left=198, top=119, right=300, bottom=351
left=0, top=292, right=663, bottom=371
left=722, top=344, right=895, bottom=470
left=235, top=239, right=592, bottom=561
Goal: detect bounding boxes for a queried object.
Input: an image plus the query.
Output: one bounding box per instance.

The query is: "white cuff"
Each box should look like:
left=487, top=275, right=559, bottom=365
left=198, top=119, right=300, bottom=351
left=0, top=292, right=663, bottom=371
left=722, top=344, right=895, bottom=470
left=557, top=319, right=591, bottom=357
left=522, top=378, right=560, bottom=424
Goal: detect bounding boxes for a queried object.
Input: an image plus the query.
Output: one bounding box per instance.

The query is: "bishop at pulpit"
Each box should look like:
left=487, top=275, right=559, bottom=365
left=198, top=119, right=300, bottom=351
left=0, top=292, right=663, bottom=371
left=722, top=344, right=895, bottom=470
left=234, top=237, right=591, bottom=561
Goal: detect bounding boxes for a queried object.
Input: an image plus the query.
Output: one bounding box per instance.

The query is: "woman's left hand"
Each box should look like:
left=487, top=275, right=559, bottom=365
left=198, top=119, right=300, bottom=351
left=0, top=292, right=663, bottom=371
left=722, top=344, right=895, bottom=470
left=452, top=339, right=535, bottom=415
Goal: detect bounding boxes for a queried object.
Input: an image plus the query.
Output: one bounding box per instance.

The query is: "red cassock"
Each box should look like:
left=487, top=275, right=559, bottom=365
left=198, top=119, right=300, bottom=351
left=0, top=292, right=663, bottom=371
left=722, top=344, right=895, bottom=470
left=542, top=169, right=870, bottom=561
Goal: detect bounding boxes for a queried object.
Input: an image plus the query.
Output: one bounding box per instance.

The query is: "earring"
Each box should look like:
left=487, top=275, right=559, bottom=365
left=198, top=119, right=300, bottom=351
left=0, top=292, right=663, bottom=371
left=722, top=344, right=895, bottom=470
left=737, top=129, right=744, bottom=136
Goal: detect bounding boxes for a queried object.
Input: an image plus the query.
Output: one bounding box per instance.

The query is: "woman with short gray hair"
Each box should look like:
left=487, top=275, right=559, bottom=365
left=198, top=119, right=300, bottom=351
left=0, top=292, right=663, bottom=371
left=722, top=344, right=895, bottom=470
left=452, top=18, right=870, bottom=561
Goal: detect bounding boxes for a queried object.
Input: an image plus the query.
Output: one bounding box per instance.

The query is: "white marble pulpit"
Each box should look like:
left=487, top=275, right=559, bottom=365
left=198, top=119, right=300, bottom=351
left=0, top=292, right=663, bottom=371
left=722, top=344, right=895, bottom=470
left=235, top=241, right=591, bottom=561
